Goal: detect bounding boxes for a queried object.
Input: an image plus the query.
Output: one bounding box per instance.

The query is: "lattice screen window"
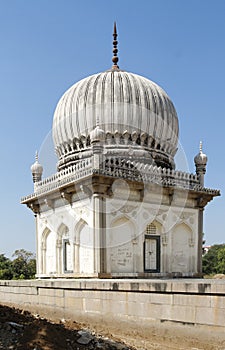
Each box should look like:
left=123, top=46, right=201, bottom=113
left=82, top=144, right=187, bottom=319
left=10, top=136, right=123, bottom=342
left=146, top=223, right=157, bottom=235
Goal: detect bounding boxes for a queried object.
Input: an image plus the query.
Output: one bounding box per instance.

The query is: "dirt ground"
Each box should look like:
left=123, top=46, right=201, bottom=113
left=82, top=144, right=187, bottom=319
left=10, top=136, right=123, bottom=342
left=0, top=305, right=133, bottom=350
left=0, top=304, right=225, bottom=350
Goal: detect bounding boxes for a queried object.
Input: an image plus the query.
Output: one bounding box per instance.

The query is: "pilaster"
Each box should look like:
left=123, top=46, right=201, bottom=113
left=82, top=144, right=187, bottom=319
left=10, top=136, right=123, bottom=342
left=197, top=207, right=204, bottom=274
left=93, top=194, right=106, bottom=274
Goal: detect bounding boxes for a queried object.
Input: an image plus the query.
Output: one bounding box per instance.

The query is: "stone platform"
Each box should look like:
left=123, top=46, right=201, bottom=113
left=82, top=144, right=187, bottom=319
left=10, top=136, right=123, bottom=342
left=0, top=278, right=225, bottom=341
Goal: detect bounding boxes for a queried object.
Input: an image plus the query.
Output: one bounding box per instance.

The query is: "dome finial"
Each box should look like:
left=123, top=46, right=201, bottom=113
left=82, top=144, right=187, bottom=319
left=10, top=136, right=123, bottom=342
left=112, top=22, right=119, bottom=69
left=35, top=150, right=39, bottom=162
left=199, top=141, right=202, bottom=153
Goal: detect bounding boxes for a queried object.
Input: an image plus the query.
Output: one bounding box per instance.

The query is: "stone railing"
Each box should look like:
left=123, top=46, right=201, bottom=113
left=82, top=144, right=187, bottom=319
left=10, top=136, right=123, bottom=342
left=97, top=158, right=219, bottom=195
left=96, top=157, right=199, bottom=189
left=21, top=158, right=93, bottom=202
left=21, top=156, right=220, bottom=203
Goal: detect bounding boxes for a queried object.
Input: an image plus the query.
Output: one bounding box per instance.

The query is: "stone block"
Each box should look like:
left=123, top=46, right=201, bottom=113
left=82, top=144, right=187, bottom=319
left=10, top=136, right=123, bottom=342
left=173, top=294, right=211, bottom=307
left=54, top=289, right=64, bottom=298
left=64, top=289, right=80, bottom=299
left=110, top=291, right=127, bottom=302
left=170, top=305, right=195, bottom=324
left=38, top=288, right=54, bottom=297
left=195, top=306, right=225, bottom=326
left=38, top=295, right=54, bottom=306
left=211, top=296, right=225, bottom=309
left=150, top=293, right=173, bottom=305
left=127, top=301, right=149, bottom=317
left=171, top=281, right=197, bottom=293
left=102, top=300, right=127, bottom=316
left=64, top=297, right=83, bottom=311
left=145, top=303, right=170, bottom=320
left=54, top=296, right=65, bottom=308
left=83, top=298, right=101, bottom=313
left=211, top=282, right=225, bottom=295
left=127, top=291, right=150, bottom=303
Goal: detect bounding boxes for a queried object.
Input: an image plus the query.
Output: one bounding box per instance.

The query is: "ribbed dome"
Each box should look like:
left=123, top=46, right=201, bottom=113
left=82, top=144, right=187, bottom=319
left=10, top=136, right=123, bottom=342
left=52, top=69, right=179, bottom=170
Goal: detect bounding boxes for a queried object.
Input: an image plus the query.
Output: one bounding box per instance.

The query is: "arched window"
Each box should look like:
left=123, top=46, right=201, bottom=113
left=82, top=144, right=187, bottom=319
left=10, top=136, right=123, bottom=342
left=57, top=223, right=73, bottom=274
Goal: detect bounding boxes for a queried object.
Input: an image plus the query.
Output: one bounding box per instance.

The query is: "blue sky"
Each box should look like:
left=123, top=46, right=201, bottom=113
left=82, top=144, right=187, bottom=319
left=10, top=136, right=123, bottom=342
left=0, top=0, right=224, bottom=257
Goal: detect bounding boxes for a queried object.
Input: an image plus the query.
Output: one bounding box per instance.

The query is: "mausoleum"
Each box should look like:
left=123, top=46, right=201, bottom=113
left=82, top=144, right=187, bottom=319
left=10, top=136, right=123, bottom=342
left=21, top=24, right=219, bottom=278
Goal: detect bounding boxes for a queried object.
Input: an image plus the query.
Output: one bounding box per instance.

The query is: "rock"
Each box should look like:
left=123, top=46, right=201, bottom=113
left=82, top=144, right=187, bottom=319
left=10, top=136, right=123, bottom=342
left=95, top=343, right=106, bottom=349
left=78, top=330, right=91, bottom=336
left=77, top=330, right=94, bottom=345
left=7, top=321, right=23, bottom=329
left=77, top=335, right=93, bottom=345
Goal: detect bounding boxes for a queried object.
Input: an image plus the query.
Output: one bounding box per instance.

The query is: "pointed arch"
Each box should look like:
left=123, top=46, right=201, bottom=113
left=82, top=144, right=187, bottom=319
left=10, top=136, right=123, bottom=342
left=73, top=218, right=90, bottom=274
left=171, top=222, right=194, bottom=274
left=77, top=219, right=94, bottom=273
left=111, top=214, right=137, bottom=233
left=56, top=222, right=70, bottom=274
left=173, top=221, right=192, bottom=233
left=41, top=227, right=51, bottom=274
left=108, top=215, right=136, bottom=273
left=41, top=227, right=56, bottom=275
left=41, top=227, right=51, bottom=250
left=75, top=218, right=88, bottom=243
left=57, top=223, right=69, bottom=239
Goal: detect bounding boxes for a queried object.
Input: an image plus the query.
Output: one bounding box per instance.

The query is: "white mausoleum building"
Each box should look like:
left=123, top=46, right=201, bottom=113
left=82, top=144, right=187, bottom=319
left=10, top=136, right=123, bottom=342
left=21, top=24, right=219, bottom=278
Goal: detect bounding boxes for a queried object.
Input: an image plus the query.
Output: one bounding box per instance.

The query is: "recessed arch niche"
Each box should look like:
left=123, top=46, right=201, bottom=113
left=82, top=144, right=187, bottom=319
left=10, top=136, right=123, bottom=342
left=41, top=227, right=56, bottom=274
left=171, top=223, right=193, bottom=273
left=109, top=216, right=135, bottom=273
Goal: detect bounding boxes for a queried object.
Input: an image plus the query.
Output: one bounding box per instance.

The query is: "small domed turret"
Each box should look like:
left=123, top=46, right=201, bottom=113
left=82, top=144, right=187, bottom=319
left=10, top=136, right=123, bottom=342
left=194, top=142, right=207, bottom=186
left=31, top=152, right=43, bottom=183
left=90, top=118, right=105, bottom=144
left=194, top=141, right=208, bottom=166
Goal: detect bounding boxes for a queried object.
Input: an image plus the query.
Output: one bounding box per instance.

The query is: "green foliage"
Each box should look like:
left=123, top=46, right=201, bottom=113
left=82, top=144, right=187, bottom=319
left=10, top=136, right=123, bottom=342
left=0, top=250, right=36, bottom=280
left=217, top=247, right=225, bottom=274
left=0, top=254, right=13, bottom=279
left=202, top=244, right=225, bottom=275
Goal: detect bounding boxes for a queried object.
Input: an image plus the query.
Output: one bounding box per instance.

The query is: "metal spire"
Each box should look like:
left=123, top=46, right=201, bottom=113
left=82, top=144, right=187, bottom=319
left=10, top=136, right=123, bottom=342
left=35, top=150, right=39, bottom=162
left=199, top=141, right=202, bottom=153
left=112, top=22, right=119, bottom=69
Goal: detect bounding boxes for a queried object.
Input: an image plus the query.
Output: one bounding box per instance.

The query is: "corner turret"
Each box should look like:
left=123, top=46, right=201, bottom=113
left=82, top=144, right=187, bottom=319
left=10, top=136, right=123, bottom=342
left=194, top=141, right=208, bottom=186
left=31, top=151, right=43, bottom=185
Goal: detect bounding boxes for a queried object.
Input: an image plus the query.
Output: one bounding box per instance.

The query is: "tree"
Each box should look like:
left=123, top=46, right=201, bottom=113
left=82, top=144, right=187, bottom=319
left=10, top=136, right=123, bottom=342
left=217, top=247, right=225, bottom=274
left=11, top=249, right=36, bottom=279
left=0, top=254, right=13, bottom=280
left=202, top=244, right=225, bottom=275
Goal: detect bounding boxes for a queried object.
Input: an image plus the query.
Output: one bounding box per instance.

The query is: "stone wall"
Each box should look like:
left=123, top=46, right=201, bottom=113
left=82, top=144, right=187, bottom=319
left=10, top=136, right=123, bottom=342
left=0, top=279, right=225, bottom=336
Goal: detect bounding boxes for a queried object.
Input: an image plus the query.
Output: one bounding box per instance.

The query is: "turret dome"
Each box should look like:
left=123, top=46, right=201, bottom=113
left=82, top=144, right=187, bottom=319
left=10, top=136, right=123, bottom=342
left=31, top=152, right=43, bottom=183
left=194, top=141, right=208, bottom=166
